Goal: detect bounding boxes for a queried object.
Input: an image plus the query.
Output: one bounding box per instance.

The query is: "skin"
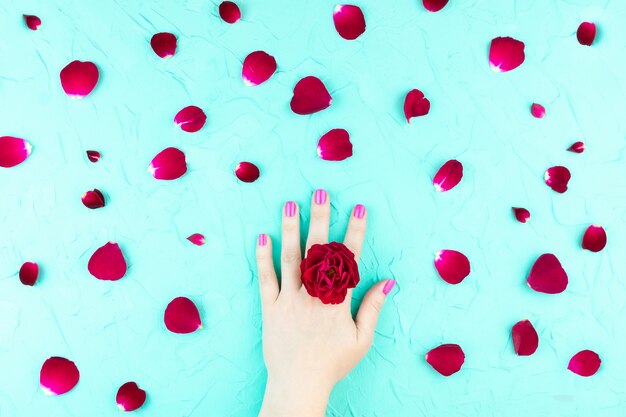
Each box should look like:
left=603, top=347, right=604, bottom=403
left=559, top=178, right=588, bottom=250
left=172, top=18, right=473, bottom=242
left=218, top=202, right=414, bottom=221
left=256, top=190, right=395, bottom=417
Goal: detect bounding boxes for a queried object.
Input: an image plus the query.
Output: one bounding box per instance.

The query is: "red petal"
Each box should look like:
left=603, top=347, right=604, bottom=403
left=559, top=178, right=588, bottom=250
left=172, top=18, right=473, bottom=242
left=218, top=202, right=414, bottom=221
left=404, top=89, right=431, bottom=123
left=433, top=159, right=463, bottom=192
left=568, top=350, right=601, bottom=376
left=333, top=5, right=366, bottom=40
left=60, top=60, right=99, bottom=98
left=582, top=225, right=607, bottom=252
left=19, top=262, right=39, bottom=286
left=40, top=357, right=79, bottom=395
left=0, top=136, right=32, bottom=168
left=512, top=207, right=530, bottom=223
left=530, top=103, right=546, bottom=118
left=527, top=253, right=568, bottom=294
left=86, top=150, right=101, bottom=162
left=317, top=129, right=353, bottom=161
left=151, top=32, right=177, bottom=58
left=219, top=1, right=241, bottom=24
left=511, top=319, right=538, bottom=356
left=425, top=344, right=465, bottom=376
left=577, top=22, right=596, bottom=46
left=23, top=14, right=41, bottom=30
left=164, top=297, right=202, bottom=334
left=149, top=147, right=187, bottom=180
left=81, top=189, right=105, bottom=209
left=174, top=106, right=206, bottom=133
left=489, top=37, right=525, bottom=72
left=235, top=161, right=260, bottom=183
left=434, top=250, right=470, bottom=285
left=242, top=51, right=277, bottom=86
left=567, top=141, right=585, bottom=153
left=544, top=166, right=571, bottom=193
left=290, top=76, right=332, bottom=115
left=88, top=242, right=127, bottom=281
left=422, top=0, right=448, bottom=12
left=187, top=233, right=206, bottom=246
left=116, top=382, right=146, bottom=412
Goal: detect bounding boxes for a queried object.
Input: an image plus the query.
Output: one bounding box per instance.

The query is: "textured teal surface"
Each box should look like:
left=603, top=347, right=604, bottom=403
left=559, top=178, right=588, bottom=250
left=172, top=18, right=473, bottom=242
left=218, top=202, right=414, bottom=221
left=1, top=0, right=626, bottom=416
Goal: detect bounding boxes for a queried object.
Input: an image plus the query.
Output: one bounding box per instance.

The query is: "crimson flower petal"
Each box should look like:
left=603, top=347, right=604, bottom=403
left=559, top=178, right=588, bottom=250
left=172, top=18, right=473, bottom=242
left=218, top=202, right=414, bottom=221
left=88, top=242, right=127, bottom=281
left=544, top=166, right=571, bottom=193
left=19, top=262, right=39, bottom=286
left=512, top=319, right=538, bottom=356
left=219, top=1, right=241, bottom=24
left=577, top=22, right=596, bottom=46
left=531, top=103, right=546, bottom=118
left=23, top=14, right=41, bottom=30
left=527, top=253, right=568, bottom=294
left=567, top=141, right=585, bottom=153
left=81, top=189, right=105, bottom=209
left=149, top=147, right=187, bottom=180
left=404, top=89, right=431, bottom=123
left=433, top=159, right=463, bottom=192
left=333, top=5, right=366, bottom=40
left=174, top=106, right=206, bottom=133
left=235, top=161, right=260, bottom=183
left=568, top=350, right=601, bottom=376
left=434, top=250, right=470, bottom=285
left=0, top=136, right=32, bottom=168
left=86, top=150, right=101, bottom=162
left=512, top=207, right=530, bottom=223
left=60, top=60, right=99, bottom=98
left=242, top=51, right=277, bottom=86
left=489, top=37, right=525, bottom=72
left=187, top=233, right=206, bottom=246
left=426, top=344, right=465, bottom=376
left=116, top=382, right=146, bottom=412
left=290, top=76, right=332, bottom=115
left=164, top=297, right=202, bottom=334
left=317, top=129, right=353, bottom=161
left=40, top=357, right=79, bottom=395
left=582, top=225, right=607, bottom=252
left=151, top=32, right=177, bottom=58
left=423, top=0, right=448, bottom=12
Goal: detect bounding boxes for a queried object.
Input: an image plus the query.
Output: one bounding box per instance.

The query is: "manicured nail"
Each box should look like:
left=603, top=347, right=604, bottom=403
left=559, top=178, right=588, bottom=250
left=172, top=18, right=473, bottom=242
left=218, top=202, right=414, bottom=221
left=258, top=234, right=267, bottom=246
left=382, top=279, right=396, bottom=295
left=354, top=204, right=366, bottom=219
left=284, top=201, right=296, bottom=217
left=314, top=189, right=327, bottom=205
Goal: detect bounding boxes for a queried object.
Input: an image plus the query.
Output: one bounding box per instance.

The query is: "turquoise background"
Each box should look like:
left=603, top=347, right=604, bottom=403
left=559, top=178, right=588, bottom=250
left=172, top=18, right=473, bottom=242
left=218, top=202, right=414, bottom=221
left=1, top=0, right=626, bottom=416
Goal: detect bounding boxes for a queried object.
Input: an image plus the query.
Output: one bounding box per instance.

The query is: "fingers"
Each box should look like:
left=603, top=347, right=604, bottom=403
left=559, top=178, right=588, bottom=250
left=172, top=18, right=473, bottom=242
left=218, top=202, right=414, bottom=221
left=305, top=189, right=330, bottom=254
left=343, top=204, right=367, bottom=263
left=355, top=279, right=396, bottom=348
left=256, top=234, right=279, bottom=309
left=280, top=201, right=302, bottom=292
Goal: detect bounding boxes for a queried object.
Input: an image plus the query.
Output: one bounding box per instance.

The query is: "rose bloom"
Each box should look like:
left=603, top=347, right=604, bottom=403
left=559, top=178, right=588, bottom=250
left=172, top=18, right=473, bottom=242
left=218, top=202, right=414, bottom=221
left=300, top=242, right=360, bottom=304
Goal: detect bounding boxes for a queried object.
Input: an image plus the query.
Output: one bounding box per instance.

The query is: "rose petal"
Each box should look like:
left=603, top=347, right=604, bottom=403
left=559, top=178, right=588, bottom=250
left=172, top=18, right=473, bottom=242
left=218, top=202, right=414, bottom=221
left=60, top=60, right=99, bottom=98
left=544, top=166, right=571, bottom=193
left=0, top=136, right=32, bottom=168
left=333, top=5, right=366, bottom=40
left=23, top=14, right=41, bottom=30
left=317, top=129, right=353, bottom=161
left=433, top=159, right=463, bottom=192
left=527, top=253, right=568, bottom=294
left=489, top=37, right=525, bottom=72
left=19, top=262, right=39, bottom=286
left=568, top=350, right=601, bottom=376
left=567, top=141, right=585, bottom=153
left=234, top=161, right=260, bottom=183
left=149, top=147, right=187, bottom=180
left=577, top=22, right=596, bottom=46
left=242, top=51, right=277, bottom=86
left=512, top=319, right=538, bottom=356
left=40, top=357, right=79, bottom=395
left=531, top=103, right=546, bottom=118
left=174, top=106, right=206, bottom=133
left=116, top=382, right=146, bottom=412
left=219, top=1, right=241, bottom=24
left=404, top=89, right=431, bottom=123
left=81, top=189, right=105, bottom=209
left=187, top=233, right=206, bottom=246
left=290, top=76, right=332, bottom=115
left=582, top=225, right=607, bottom=252
left=425, top=344, right=465, bottom=376
left=164, top=297, right=202, bottom=334
left=88, top=242, right=127, bottom=281
left=151, top=32, right=177, bottom=58
left=434, top=250, right=470, bottom=285
left=423, top=0, right=448, bottom=12
left=86, top=150, right=101, bottom=162
left=512, top=207, right=530, bottom=223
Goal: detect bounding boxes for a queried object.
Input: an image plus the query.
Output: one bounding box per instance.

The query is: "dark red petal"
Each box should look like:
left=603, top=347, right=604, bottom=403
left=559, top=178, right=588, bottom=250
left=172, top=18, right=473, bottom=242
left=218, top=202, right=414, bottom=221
left=149, top=147, right=187, bottom=180
left=174, top=106, right=206, bottom=133
left=164, top=297, right=202, bottom=334
left=151, top=32, right=177, bottom=58
left=60, top=60, right=99, bottom=98
left=582, top=225, right=607, bottom=252
left=23, top=14, right=41, bottom=30
left=577, top=22, right=596, bottom=46
left=219, top=1, right=241, bottom=24
left=489, top=37, right=525, bottom=72
left=242, top=51, right=277, bottom=86
left=86, top=150, right=101, bottom=162
left=530, top=103, right=546, bottom=118
left=423, top=0, right=448, bottom=12
left=0, top=136, right=32, bottom=168
left=511, top=319, right=538, bottom=356
left=81, top=189, right=105, bottom=209
left=40, top=357, right=79, bottom=395
left=404, top=89, right=431, bottom=123
left=434, top=250, right=470, bottom=285
left=187, top=233, right=206, bottom=246
left=317, top=129, right=353, bottom=161
left=19, top=262, right=39, bottom=286
left=567, top=141, right=585, bottom=153
left=116, top=382, right=146, bottom=412
left=512, top=207, right=530, bottom=223
left=235, top=161, right=260, bottom=183
left=333, top=5, right=366, bottom=40
left=425, top=344, right=465, bottom=376
left=88, top=242, right=127, bottom=281
left=433, top=159, right=463, bottom=192
left=568, top=350, right=601, bottom=376
left=544, top=166, right=571, bottom=193
left=290, top=76, right=332, bottom=115
left=527, top=253, right=568, bottom=294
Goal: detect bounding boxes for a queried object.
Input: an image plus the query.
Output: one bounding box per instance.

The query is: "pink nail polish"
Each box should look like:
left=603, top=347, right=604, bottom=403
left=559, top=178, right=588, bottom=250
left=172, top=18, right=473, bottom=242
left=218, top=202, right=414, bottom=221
left=285, top=201, right=296, bottom=217
left=314, top=189, right=327, bottom=205
left=258, top=234, right=267, bottom=246
left=354, top=204, right=366, bottom=219
left=382, top=279, right=396, bottom=295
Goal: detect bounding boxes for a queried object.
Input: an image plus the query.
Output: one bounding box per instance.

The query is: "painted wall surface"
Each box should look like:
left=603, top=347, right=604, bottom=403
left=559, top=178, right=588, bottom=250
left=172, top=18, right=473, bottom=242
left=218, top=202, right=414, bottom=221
left=1, top=0, right=626, bottom=416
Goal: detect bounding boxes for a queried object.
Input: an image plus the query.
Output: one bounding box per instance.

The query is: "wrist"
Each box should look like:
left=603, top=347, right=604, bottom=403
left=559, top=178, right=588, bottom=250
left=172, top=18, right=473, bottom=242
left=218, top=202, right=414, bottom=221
left=258, top=375, right=332, bottom=417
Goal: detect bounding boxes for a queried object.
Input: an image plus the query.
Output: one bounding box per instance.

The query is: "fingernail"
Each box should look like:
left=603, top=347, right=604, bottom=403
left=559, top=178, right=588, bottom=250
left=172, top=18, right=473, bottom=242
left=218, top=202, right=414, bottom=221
left=314, top=189, right=327, bottom=205
left=258, top=233, right=267, bottom=246
left=382, top=279, right=396, bottom=295
left=354, top=204, right=366, bottom=219
left=285, top=201, right=296, bottom=217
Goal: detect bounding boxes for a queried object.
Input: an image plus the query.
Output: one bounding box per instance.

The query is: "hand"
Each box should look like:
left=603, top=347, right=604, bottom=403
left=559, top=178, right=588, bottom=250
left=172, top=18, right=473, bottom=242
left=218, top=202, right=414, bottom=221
left=255, top=190, right=396, bottom=417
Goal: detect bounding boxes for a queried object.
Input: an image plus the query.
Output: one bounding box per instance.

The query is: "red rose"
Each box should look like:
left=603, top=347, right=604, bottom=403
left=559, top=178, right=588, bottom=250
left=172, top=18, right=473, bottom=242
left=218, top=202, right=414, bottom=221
left=300, top=242, right=360, bottom=304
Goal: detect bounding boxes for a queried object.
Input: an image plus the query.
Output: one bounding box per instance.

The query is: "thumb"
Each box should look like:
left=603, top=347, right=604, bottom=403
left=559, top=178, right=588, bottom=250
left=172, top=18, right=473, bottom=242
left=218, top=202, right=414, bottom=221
left=355, top=279, right=396, bottom=347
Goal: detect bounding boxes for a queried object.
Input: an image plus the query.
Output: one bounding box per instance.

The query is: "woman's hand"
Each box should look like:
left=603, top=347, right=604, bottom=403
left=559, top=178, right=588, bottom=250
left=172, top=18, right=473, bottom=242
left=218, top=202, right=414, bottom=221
left=256, top=190, right=396, bottom=417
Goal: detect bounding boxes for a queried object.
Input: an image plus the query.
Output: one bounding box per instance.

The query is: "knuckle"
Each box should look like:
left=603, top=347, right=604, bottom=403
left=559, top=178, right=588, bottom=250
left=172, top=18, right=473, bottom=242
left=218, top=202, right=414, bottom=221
left=349, top=221, right=366, bottom=234
left=310, top=208, right=329, bottom=221
left=281, top=251, right=301, bottom=264
left=258, top=269, right=274, bottom=283
left=368, top=299, right=382, bottom=314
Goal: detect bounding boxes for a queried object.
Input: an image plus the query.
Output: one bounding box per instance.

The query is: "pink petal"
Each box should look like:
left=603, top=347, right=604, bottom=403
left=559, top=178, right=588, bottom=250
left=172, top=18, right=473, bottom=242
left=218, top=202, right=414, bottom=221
left=527, top=253, right=568, bottom=294
left=511, top=319, right=538, bottom=356
left=187, top=233, right=206, bottom=246
left=0, top=136, right=32, bottom=168
left=151, top=32, right=177, bottom=58
left=149, top=147, right=187, bottom=180
left=333, top=5, right=366, bottom=40
left=512, top=207, right=530, bottom=223
left=317, top=129, right=353, bottom=161
left=164, top=297, right=202, bottom=334
left=489, top=36, right=525, bottom=73
left=219, top=1, right=241, bottom=24
left=433, top=159, right=463, bottom=192
left=81, top=189, right=105, bottom=209
left=568, top=350, right=601, bottom=376
left=174, top=106, right=206, bottom=133
left=242, top=51, right=277, bottom=86
left=23, top=14, right=41, bottom=30
left=530, top=103, right=546, bottom=118
left=60, top=60, right=99, bottom=98
left=235, top=161, right=260, bottom=183
left=567, top=141, right=585, bottom=153
left=88, top=242, right=127, bottom=281
left=434, top=250, right=470, bottom=285
left=425, top=344, right=465, bottom=376
left=290, top=76, right=332, bottom=115
left=86, top=150, right=101, bottom=162
left=582, top=225, right=607, bottom=253
left=404, top=89, right=431, bottom=123
left=577, top=22, right=596, bottom=46
left=544, top=166, right=571, bottom=193
left=116, top=382, right=146, bottom=412
left=19, top=262, right=39, bottom=286
left=40, top=357, right=79, bottom=395
left=422, top=0, right=448, bottom=12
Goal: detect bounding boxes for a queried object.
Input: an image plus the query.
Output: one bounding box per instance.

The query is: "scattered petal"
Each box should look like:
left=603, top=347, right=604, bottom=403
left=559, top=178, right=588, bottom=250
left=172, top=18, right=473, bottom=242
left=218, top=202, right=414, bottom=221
left=568, top=350, right=601, bottom=376
left=567, top=141, right=585, bottom=153
left=116, top=382, right=146, bottom=412
left=423, top=0, right=448, bottom=12
left=60, top=61, right=99, bottom=98
left=317, top=129, right=353, bottom=161
left=164, top=297, right=202, bottom=334
left=40, top=357, right=79, bottom=395
left=151, top=32, right=177, bottom=58
left=404, top=89, right=431, bottom=123
left=149, top=147, right=187, bottom=180
left=174, top=106, right=206, bottom=133
left=235, top=161, right=260, bottom=183
left=577, top=22, right=596, bottom=46
left=434, top=250, right=470, bottom=285
left=0, top=136, right=32, bottom=168
left=23, top=14, right=41, bottom=30
left=512, top=207, right=530, bottom=223
left=582, top=225, right=607, bottom=252
left=527, top=253, right=568, bottom=294
left=187, top=234, right=206, bottom=246
left=290, top=76, right=332, bottom=115
left=531, top=103, right=546, bottom=118
left=88, top=242, right=127, bottom=281
left=219, top=1, right=241, bottom=24
left=19, top=262, right=39, bottom=286
left=426, top=344, right=465, bottom=376
left=433, top=159, right=463, bottom=192
left=333, top=5, right=366, bottom=40
left=489, top=36, right=525, bottom=72
left=544, top=166, right=571, bottom=193
left=86, top=150, right=101, bottom=162
left=242, top=51, right=277, bottom=86
left=512, top=319, right=538, bottom=356
left=81, top=189, right=105, bottom=209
